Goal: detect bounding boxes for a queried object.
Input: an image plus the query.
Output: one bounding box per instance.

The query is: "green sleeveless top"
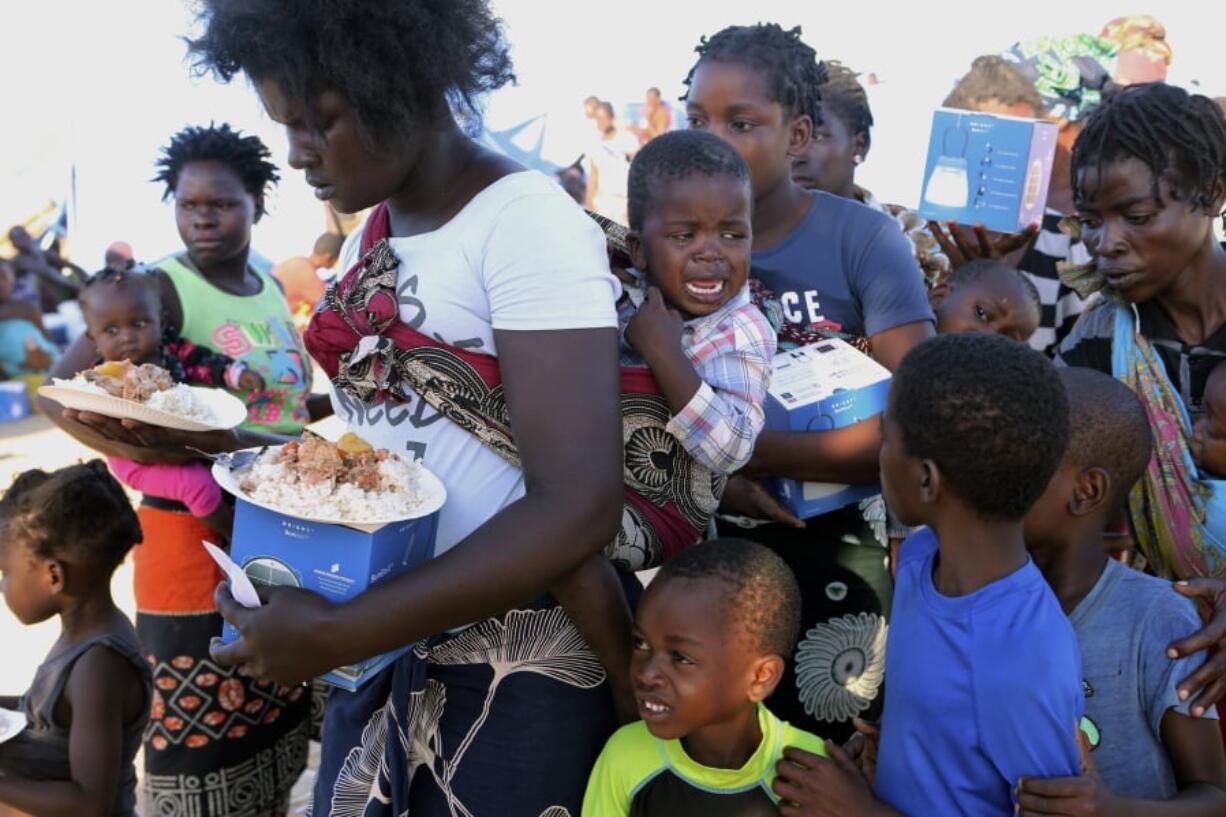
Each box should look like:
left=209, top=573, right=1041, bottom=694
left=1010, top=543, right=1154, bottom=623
left=159, top=254, right=312, bottom=435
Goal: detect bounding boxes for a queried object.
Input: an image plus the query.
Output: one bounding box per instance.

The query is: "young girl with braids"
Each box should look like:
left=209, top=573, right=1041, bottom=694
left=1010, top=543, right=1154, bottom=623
left=0, top=462, right=152, bottom=817
left=681, top=23, right=934, bottom=744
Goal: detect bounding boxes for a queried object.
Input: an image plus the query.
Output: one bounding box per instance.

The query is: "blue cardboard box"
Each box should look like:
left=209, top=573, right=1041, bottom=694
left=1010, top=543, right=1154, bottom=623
left=221, top=500, right=439, bottom=690
left=764, top=340, right=891, bottom=519
left=918, top=108, right=1058, bottom=234
left=0, top=382, right=31, bottom=422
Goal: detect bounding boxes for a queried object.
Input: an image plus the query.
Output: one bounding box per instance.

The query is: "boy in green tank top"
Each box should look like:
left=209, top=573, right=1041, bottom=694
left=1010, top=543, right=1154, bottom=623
left=582, top=539, right=828, bottom=816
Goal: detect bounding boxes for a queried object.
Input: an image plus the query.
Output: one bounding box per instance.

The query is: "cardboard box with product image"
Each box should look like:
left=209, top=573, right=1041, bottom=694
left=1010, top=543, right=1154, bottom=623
left=918, top=108, right=1058, bottom=234
left=764, top=340, right=891, bottom=519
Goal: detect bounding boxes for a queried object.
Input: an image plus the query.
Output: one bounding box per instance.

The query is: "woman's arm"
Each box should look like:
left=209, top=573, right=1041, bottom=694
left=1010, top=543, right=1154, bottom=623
left=738, top=321, right=933, bottom=483
left=0, top=648, right=135, bottom=817
left=212, top=326, right=625, bottom=682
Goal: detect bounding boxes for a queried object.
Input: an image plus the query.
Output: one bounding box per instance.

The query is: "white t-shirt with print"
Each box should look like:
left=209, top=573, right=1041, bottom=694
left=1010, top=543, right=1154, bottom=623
left=330, top=171, right=619, bottom=557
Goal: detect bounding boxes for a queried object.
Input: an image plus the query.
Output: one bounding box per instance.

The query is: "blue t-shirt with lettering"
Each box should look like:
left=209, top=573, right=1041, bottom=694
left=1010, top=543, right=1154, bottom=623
left=751, top=191, right=933, bottom=338
left=875, top=528, right=1083, bottom=816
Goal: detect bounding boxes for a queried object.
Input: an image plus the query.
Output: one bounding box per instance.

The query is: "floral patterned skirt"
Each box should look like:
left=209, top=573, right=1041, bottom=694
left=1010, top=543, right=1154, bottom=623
left=718, top=502, right=891, bottom=745
left=311, top=601, right=617, bottom=817
left=135, top=504, right=310, bottom=817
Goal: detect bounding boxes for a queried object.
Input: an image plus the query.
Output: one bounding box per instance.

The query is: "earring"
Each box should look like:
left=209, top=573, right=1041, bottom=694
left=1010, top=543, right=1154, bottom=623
left=853, top=154, right=863, bottom=165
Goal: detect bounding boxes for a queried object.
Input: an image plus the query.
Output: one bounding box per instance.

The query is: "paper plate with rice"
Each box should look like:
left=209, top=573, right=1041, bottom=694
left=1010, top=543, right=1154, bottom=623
left=38, top=360, right=247, bottom=432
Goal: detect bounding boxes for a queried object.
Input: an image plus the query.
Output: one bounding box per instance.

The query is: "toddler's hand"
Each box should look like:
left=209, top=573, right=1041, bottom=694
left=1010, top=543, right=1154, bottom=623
left=626, top=287, right=684, bottom=359
left=238, top=369, right=265, bottom=393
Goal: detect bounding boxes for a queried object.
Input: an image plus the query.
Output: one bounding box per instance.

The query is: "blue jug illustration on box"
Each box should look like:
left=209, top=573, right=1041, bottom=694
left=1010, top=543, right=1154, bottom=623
left=924, top=116, right=970, bottom=208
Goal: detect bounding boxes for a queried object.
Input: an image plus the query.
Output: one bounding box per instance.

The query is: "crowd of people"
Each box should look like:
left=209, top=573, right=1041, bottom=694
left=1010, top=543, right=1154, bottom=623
left=2, top=3, right=1226, bottom=816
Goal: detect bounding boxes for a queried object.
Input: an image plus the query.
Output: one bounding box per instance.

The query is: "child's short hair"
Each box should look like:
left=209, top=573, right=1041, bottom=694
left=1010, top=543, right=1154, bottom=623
left=627, top=129, right=751, bottom=231
left=1071, top=82, right=1226, bottom=212
left=944, top=55, right=1043, bottom=113
left=947, top=259, right=1041, bottom=313
left=683, top=24, right=828, bottom=125
left=656, top=538, right=801, bottom=658
left=79, top=267, right=160, bottom=314
left=1059, top=367, right=1153, bottom=511
left=0, top=461, right=142, bottom=571
left=891, top=333, right=1070, bottom=520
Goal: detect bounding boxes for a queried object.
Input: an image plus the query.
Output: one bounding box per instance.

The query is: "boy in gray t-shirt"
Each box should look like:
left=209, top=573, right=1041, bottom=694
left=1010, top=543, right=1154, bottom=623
left=1019, top=368, right=1226, bottom=813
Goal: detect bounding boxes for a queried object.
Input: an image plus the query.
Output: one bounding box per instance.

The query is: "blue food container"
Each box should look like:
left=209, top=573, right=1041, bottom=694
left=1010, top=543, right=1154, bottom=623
left=216, top=453, right=445, bottom=691
left=0, top=381, right=31, bottom=422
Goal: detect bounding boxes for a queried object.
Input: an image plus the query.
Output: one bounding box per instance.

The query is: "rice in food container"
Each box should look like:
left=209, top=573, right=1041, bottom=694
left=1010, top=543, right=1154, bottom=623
left=237, top=433, right=427, bottom=523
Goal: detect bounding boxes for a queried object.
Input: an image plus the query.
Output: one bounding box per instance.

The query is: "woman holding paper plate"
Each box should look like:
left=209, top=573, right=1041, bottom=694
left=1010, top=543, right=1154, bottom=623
left=40, top=125, right=315, bottom=816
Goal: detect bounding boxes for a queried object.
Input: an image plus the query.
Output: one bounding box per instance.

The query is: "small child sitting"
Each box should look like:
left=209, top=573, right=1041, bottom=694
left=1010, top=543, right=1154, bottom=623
left=552, top=130, right=776, bottom=719
left=0, top=258, right=58, bottom=381
left=929, top=258, right=1042, bottom=344
left=79, top=268, right=264, bottom=537
left=1017, top=367, right=1226, bottom=814
left=582, top=538, right=826, bottom=815
left=0, top=461, right=153, bottom=817
left=1192, top=361, right=1226, bottom=477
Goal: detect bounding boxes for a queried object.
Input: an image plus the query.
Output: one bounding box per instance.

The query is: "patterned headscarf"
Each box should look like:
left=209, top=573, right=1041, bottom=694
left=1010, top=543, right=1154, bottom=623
left=1100, top=15, right=1173, bottom=68
left=1003, top=35, right=1119, bottom=121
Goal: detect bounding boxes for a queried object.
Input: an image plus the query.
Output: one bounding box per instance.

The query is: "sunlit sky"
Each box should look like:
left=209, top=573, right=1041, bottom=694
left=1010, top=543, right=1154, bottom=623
left=2, top=1, right=1219, bottom=269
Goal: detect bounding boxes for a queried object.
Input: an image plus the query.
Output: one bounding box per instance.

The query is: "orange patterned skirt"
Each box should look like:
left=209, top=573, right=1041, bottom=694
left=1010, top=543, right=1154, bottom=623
left=134, top=503, right=309, bottom=817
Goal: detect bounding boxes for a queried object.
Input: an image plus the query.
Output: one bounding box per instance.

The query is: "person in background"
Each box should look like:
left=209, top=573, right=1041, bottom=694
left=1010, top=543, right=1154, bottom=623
left=104, top=241, right=135, bottom=272
left=6, top=225, right=86, bottom=312
left=271, top=231, right=344, bottom=328
left=556, top=159, right=587, bottom=205
left=790, top=58, right=951, bottom=289
left=683, top=22, right=934, bottom=746
left=584, top=93, right=601, bottom=120
left=1100, top=14, right=1172, bottom=85
left=586, top=100, right=640, bottom=224
left=0, top=257, right=57, bottom=382
left=1017, top=368, right=1226, bottom=816
left=0, top=462, right=153, bottom=817
left=937, top=38, right=1118, bottom=355
left=631, top=86, right=673, bottom=146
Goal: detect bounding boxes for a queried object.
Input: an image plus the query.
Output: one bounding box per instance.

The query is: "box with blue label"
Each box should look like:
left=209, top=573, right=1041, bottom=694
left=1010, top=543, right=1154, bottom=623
left=918, top=108, right=1058, bottom=234
left=764, top=340, right=891, bottom=519
left=221, top=500, right=440, bottom=690
left=0, top=381, right=31, bottom=422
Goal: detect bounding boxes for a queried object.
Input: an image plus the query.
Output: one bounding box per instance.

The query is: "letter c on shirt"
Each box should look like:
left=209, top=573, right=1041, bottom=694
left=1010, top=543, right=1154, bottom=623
left=780, top=291, right=803, bottom=324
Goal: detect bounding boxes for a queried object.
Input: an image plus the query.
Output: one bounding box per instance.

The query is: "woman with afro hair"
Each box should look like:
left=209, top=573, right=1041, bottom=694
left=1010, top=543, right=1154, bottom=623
left=41, top=122, right=317, bottom=816
left=191, top=2, right=627, bottom=816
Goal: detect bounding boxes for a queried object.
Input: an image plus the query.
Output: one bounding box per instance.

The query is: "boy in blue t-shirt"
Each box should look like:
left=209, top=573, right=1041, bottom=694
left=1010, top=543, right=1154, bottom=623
left=773, top=334, right=1082, bottom=816
left=1016, top=368, right=1226, bottom=814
